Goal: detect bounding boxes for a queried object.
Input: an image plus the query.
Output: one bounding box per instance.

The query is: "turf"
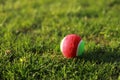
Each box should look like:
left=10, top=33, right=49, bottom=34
left=0, top=0, right=120, bottom=80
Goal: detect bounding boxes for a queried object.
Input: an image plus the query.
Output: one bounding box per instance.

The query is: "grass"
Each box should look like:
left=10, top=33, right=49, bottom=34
left=0, top=0, right=120, bottom=79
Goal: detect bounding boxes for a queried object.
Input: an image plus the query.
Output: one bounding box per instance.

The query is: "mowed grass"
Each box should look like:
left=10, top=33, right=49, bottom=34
left=0, top=0, right=120, bottom=79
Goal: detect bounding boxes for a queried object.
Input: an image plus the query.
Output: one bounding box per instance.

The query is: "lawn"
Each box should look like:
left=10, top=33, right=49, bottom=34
left=0, top=0, right=120, bottom=80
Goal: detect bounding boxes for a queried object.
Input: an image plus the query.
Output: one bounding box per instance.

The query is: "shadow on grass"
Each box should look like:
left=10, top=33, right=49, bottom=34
left=79, top=46, right=120, bottom=63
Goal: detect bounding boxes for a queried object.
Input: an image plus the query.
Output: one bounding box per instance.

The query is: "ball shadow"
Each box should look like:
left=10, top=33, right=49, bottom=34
left=78, top=46, right=120, bottom=63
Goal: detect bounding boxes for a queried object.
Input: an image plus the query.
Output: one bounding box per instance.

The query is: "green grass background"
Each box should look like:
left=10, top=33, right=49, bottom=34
left=0, top=0, right=120, bottom=80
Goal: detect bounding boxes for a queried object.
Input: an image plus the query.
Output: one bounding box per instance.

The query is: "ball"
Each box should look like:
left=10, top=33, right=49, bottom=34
left=60, top=34, right=84, bottom=58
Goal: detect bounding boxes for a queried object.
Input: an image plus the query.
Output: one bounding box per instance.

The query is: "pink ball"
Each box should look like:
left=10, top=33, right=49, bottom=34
left=60, top=34, right=84, bottom=58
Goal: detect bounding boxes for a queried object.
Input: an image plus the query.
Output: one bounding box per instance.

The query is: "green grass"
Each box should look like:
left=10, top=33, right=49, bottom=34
left=0, top=0, right=120, bottom=79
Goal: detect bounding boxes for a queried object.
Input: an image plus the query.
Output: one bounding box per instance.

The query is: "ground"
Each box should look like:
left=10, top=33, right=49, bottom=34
left=0, top=0, right=120, bottom=80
